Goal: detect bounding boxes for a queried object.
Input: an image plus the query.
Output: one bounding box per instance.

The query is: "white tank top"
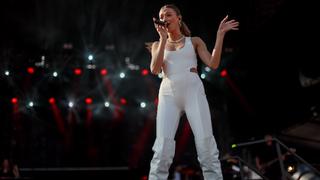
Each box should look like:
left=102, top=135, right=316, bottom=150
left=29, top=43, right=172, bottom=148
left=162, top=37, right=197, bottom=77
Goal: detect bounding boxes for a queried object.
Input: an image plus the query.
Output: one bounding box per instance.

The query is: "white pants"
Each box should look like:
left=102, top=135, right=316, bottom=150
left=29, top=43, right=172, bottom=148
left=149, top=72, right=223, bottom=180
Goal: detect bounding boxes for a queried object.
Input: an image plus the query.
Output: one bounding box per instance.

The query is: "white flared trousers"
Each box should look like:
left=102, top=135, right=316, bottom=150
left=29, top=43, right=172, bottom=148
left=149, top=72, right=223, bottom=180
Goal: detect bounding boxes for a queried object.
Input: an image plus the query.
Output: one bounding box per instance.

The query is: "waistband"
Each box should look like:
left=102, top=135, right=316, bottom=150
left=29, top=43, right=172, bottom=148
left=163, top=67, right=198, bottom=78
left=190, top=67, right=198, bottom=73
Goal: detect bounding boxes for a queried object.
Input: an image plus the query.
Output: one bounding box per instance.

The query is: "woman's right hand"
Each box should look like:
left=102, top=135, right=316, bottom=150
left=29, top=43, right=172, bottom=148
left=153, top=18, right=167, bottom=41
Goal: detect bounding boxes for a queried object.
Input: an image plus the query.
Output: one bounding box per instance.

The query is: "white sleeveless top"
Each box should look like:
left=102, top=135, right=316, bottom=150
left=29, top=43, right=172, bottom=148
left=162, top=37, right=197, bottom=77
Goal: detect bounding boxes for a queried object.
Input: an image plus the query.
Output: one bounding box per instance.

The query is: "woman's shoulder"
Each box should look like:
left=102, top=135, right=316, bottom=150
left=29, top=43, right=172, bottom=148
left=190, top=36, right=204, bottom=47
left=190, top=36, right=203, bottom=42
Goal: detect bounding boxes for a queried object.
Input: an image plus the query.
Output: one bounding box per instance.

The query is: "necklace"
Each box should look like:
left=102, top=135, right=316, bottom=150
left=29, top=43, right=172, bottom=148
left=167, top=35, right=185, bottom=43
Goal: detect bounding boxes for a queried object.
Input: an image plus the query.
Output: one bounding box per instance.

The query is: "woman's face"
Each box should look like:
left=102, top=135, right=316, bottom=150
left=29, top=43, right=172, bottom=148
left=159, top=7, right=180, bottom=31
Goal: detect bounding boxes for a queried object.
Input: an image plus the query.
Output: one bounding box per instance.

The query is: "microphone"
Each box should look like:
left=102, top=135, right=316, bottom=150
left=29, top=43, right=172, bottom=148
left=153, top=18, right=166, bottom=26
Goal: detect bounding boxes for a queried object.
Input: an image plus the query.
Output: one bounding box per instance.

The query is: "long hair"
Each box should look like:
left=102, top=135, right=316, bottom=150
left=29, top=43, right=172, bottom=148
left=145, top=4, right=191, bottom=52
left=160, top=4, right=191, bottom=37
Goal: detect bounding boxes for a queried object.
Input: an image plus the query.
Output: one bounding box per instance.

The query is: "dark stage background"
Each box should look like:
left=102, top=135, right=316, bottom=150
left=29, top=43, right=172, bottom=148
left=1, top=0, right=319, bottom=179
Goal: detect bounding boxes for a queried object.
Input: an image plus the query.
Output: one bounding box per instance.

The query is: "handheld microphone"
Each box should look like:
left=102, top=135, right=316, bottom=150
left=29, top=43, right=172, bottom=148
left=153, top=18, right=166, bottom=26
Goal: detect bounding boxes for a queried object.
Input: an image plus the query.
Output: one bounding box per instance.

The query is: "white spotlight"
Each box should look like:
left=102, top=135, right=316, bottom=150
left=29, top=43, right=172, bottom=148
left=88, top=54, right=93, bottom=61
left=68, top=102, right=74, bottom=108
left=140, top=102, right=146, bottom=108
left=53, top=72, right=58, bottom=77
left=5, top=70, right=10, bottom=76
left=28, top=101, right=34, bottom=107
left=205, top=66, right=211, bottom=72
left=200, top=73, right=206, bottom=79
left=104, top=101, right=110, bottom=107
left=119, top=72, right=125, bottom=78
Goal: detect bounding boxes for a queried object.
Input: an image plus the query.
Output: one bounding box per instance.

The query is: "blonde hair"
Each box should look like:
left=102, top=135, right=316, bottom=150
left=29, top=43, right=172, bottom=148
left=145, top=4, right=191, bottom=52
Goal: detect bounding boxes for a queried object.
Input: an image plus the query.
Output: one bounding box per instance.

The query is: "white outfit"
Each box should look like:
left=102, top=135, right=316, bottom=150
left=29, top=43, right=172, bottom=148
left=149, top=37, right=223, bottom=180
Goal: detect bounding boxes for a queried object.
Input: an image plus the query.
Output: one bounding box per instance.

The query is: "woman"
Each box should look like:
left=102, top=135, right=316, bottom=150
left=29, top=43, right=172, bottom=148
left=148, top=4, right=239, bottom=180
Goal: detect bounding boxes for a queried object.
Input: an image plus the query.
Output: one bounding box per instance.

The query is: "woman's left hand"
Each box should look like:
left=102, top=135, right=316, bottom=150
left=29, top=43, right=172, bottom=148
left=218, top=15, right=239, bottom=34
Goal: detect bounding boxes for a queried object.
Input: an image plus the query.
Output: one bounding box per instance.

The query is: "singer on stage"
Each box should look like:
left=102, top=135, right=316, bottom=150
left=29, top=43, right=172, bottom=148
left=146, top=4, right=239, bottom=180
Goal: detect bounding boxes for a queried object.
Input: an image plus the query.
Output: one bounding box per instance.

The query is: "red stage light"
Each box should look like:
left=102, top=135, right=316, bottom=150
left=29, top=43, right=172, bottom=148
left=220, top=69, right=228, bottom=77
left=85, top=97, right=93, bottom=104
left=11, top=97, right=18, bottom=104
left=49, top=97, right=55, bottom=104
left=100, top=68, right=108, bottom=76
left=141, top=69, right=149, bottom=76
left=74, top=68, right=82, bottom=75
left=27, top=67, right=35, bottom=74
left=120, top=98, right=127, bottom=105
